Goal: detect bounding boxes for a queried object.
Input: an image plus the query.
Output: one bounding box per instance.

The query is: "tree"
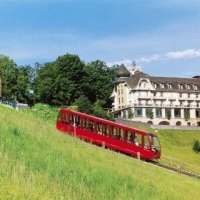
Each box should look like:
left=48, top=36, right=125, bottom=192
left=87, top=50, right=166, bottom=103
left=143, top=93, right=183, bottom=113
left=0, top=55, right=18, bottom=100
left=16, top=65, right=34, bottom=104
left=34, top=62, right=59, bottom=104
left=193, top=140, right=200, bottom=153
left=72, top=95, right=92, bottom=114
left=35, top=54, right=86, bottom=105
left=92, top=100, right=114, bottom=120
left=83, top=60, right=116, bottom=106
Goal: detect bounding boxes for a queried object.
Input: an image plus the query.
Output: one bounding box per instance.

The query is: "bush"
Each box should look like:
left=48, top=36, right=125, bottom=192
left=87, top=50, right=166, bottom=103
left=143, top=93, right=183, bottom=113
left=72, top=96, right=92, bottom=114
left=30, top=103, right=58, bottom=121
left=92, top=100, right=114, bottom=120
left=193, top=140, right=200, bottom=153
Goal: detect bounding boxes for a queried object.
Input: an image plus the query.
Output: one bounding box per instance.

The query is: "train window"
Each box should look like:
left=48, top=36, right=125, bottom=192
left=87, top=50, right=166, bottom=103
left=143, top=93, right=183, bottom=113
left=102, top=124, right=106, bottom=135
left=127, top=131, right=136, bottom=144
left=69, top=114, right=73, bottom=124
left=116, top=128, right=121, bottom=139
left=127, top=131, right=132, bottom=143
left=113, top=128, right=118, bottom=138
left=135, top=134, right=143, bottom=147
left=75, top=116, right=80, bottom=126
left=151, top=136, right=161, bottom=152
left=120, top=129, right=125, bottom=141
left=109, top=126, right=113, bottom=136
left=81, top=119, right=86, bottom=128
left=144, top=136, right=150, bottom=149
left=106, top=125, right=111, bottom=136
left=123, top=130, right=127, bottom=141
left=88, top=120, right=93, bottom=131
left=97, top=123, right=103, bottom=135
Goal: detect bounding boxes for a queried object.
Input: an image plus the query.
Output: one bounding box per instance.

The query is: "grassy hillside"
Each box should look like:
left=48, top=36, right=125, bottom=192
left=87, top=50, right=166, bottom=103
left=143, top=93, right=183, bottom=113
left=125, top=122, right=200, bottom=174
left=0, top=106, right=200, bottom=200
left=158, top=129, right=200, bottom=174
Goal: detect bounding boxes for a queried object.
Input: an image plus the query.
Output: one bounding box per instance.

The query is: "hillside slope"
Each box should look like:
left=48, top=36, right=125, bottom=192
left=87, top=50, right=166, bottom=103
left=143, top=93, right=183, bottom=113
left=158, top=129, right=200, bottom=174
left=0, top=106, right=200, bottom=200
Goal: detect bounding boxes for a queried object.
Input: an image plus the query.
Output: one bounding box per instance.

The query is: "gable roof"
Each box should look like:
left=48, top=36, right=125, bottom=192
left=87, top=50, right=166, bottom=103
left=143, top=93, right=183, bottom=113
left=115, top=66, right=200, bottom=92
left=116, top=64, right=130, bottom=77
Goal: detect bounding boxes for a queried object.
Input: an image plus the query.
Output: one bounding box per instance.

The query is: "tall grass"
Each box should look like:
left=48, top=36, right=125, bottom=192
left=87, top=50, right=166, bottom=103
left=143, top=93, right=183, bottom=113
left=0, top=106, right=200, bottom=200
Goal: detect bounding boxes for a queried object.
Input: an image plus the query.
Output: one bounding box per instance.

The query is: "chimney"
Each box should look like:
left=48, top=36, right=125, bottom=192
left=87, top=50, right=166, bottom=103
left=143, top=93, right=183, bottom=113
left=193, top=76, right=200, bottom=79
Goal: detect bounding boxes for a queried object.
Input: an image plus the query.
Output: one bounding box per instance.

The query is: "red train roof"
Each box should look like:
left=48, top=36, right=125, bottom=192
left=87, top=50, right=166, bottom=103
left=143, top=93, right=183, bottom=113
left=60, top=108, right=155, bottom=136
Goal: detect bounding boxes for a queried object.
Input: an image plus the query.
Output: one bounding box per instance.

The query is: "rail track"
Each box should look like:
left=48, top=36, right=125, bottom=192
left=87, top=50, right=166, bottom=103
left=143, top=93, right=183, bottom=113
left=149, top=160, right=200, bottom=180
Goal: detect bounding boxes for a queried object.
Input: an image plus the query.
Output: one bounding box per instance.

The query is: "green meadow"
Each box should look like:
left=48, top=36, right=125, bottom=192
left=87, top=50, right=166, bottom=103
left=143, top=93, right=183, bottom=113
left=0, top=105, right=200, bottom=200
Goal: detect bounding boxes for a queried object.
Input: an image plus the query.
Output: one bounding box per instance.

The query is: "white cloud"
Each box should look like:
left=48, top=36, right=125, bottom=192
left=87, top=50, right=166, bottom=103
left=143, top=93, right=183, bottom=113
left=166, top=49, right=200, bottom=59
left=136, top=54, right=161, bottom=63
left=134, top=49, right=200, bottom=64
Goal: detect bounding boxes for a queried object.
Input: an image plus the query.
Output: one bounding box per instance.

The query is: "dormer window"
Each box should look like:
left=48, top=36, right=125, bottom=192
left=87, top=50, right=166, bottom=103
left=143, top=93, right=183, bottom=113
left=186, top=84, right=191, bottom=90
left=193, top=85, right=198, bottom=90
left=178, top=84, right=183, bottom=90
left=167, top=83, right=172, bottom=89
left=160, top=83, right=165, bottom=89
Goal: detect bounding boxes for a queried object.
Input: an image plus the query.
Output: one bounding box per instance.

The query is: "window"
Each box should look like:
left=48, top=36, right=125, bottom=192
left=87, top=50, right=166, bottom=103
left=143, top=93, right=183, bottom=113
left=134, top=134, right=143, bottom=147
left=167, top=83, right=172, bottom=89
left=184, top=109, right=190, bottom=120
left=179, top=93, right=182, bottom=98
left=196, top=110, right=200, bottom=118
left=146, top=108, right=153, bottom=119
left=135, top=108, right=143, bottom=117
left=160, top=83, right=165, bottom=89
left=144, top=136, right=150, bottom=149
left=186, top=84, right=191, bottom=90
left=174, top=108, right=181, bottom=118
left=156, top=108, right=162, bottom=118
left=179, top=84, right=183, bottom=90
left=194, top=85, right=198, bottom=90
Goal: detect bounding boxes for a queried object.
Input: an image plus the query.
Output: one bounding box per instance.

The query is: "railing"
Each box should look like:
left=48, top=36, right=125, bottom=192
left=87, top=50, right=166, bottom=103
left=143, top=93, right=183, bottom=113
left=0, top=98, right=28, bottom=110
left=133, top=103, right=200, bottom=108
left=0, top=98, right=17, bottom=109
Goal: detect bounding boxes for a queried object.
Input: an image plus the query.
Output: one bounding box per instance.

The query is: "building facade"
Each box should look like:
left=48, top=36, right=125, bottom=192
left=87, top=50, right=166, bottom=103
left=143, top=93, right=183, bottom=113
left=111, top=65, right=200, bottom=126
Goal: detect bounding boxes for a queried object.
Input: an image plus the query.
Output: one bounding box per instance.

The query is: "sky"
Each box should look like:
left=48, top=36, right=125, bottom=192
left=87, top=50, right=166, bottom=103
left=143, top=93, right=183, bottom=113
left=0, top=0, right=200, bottom=77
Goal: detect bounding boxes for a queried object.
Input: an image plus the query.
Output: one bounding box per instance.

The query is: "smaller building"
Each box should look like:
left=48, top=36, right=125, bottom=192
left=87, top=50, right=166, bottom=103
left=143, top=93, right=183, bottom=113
left=111, top=65, right=200, bottom=127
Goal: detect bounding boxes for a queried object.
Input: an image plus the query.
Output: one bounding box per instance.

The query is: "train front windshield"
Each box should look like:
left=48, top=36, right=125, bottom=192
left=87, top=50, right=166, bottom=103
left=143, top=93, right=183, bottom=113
left=150, top=135, right=161, bottom=152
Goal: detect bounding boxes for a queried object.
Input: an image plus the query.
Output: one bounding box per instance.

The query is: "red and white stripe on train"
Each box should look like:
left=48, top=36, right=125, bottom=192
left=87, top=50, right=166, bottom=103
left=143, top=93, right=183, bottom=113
left=56, top=108, right=161, bottom=160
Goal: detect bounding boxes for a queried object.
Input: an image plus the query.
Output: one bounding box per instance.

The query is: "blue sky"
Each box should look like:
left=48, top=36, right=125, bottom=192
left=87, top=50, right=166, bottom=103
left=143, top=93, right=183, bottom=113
left=0, top=0, right=200, bottom=77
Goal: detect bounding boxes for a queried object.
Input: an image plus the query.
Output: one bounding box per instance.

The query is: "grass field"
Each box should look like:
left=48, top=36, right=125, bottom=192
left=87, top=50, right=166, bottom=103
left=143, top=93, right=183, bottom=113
left=0, top=105, right=200, bottom=200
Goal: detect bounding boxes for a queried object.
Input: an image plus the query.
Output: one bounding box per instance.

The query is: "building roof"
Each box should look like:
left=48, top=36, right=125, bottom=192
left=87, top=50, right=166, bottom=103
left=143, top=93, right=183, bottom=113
left=116, top=64, right=130, bottom=77
left=115, top=66, right=200, bottom=92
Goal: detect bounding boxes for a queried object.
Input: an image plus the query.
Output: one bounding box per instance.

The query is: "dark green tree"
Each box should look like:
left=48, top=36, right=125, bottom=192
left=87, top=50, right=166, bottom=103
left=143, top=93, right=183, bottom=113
left=193, top=140, right=200, bottom=153
left=92, top=100, right=114, bottom=120
left=34, top=62, right=58, bottom=104
left=83, top=60, right=116, bottom=106
left=16, top=65, right=34, bottom=104
left=0, top=55, right=18, bottom=100
left=35, top=54, right=86, bottom=105
left=72, top=95, right=92, bottom=114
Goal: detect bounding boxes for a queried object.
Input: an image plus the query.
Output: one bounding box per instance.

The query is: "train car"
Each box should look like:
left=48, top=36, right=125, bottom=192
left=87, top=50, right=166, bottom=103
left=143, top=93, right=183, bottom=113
left=56, top=108, right=161, bottom=160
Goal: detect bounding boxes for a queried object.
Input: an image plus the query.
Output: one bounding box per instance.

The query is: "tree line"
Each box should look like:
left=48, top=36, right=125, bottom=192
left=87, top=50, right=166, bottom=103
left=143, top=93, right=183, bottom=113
left=0, top=54, right=116, bottom=118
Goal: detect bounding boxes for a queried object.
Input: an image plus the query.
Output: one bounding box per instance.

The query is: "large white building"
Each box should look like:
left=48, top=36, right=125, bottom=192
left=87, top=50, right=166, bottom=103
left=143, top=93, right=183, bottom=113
left=111, top=65, right=200, bottom=127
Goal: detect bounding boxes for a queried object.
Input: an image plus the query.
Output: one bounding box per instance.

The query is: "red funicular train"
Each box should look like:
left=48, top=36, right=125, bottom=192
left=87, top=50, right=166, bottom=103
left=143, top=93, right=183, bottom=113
left=56, top=108, right=161, bottom=160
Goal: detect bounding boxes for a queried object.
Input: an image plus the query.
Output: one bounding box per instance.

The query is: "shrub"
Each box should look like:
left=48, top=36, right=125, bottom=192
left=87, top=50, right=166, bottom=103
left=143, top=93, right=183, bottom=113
left=72, top=95, right=92, bottom=114
left=193, top=140, right=200, bottom=153
left=30, top=103, right=58, bottom=121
